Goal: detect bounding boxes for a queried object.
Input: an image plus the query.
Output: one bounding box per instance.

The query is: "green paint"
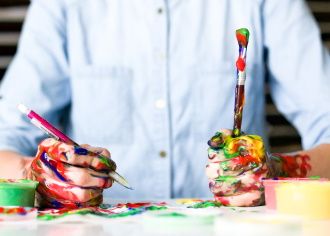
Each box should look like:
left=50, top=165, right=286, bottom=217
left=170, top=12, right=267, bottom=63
left=233, top=128, right=240, bottom=138
left=188, top=201, right=222, bottom=209
left=246, top=135, right=260, bottom=140
left=222, top=134, right=263, bottom=159
left=309, top=176, right=321, bottom=179
left=209, top=132, right=225, bottom=149
left=269, top=154, right=282, bottom=162
left=101, top=208, right=142, bottom=218
left=238, top=146, right=245, bottom=152
left=223, top=148, right=240, bottom=159
left=38, top=204, right=168, bottom=221
left=157, top=212, right=187, bottom=218
left=38, top=214, right=57, bottom=221
left=38, top=208, right=143, bottom=221
left=146, top=206, right=167, bottom=211
left=38, top=209, right=93, bottom=221
left=220, top=162, right=229, bottom=171
left=0, top=179, right=38, bottom=207
left=249, top=162, right=258, bottom=168
left=215, top=175, right=239, bottom=185
left=236, top=28, right=250, bottom=44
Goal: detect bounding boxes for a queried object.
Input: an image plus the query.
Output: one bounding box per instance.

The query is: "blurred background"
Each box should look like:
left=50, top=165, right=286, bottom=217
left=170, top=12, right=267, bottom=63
left=0, top=0, right=329, bottom=153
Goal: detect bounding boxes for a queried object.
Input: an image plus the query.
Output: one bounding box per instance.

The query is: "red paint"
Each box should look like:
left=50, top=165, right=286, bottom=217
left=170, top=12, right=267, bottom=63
left=214, top=196, right=230, bottom=206
left=117, top=202, right=151, bottom=208
left=38, top=181, right=86, bottom=203
left=0, top=207, right=28, bottom=215
left=274, top=153, right=311, bottom=177
left=236, top=57, right=246, bottom=71
left=231, top=154, right=259, bottom=167
left=236, top=33, right=248, bottom=47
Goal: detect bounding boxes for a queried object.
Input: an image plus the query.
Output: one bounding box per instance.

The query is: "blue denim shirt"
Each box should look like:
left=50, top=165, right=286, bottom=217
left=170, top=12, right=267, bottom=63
left=1, top=0, right=330, bottom=199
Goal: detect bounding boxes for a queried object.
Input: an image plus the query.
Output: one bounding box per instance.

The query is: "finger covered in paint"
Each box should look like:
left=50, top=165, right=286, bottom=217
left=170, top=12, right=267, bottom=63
left=214, top=190, right=264, bottom=207
left=31, top=155, right=113, bottom=188
left=36, top=175, right=103, bottom=203
left=208, top=164, right=268, bottom=196
left=37, top=138, right=116, bottom=171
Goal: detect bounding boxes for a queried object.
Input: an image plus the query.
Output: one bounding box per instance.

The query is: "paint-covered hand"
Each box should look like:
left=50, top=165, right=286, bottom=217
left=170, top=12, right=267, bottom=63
left=26, top=138, right=116, bottom=208
left=206, top=129, right=269, bottom=207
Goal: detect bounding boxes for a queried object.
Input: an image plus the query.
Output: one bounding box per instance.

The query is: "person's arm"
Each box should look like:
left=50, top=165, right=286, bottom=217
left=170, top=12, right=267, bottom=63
left=303, top=144, right=330, bottom=178
left=263, top=0, right=330, bottom=177
left=0, top=151, right=32, bottom=179
left=270, top=144, right=330, bottom=178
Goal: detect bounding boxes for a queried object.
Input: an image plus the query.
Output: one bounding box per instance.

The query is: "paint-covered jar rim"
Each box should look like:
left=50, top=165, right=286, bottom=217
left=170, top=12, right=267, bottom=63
left=0, top=179, right=39, bottom=189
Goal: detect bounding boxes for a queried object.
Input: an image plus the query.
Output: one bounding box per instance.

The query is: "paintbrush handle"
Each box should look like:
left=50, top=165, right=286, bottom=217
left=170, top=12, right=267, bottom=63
left=232, top=28, right=250, bottom=137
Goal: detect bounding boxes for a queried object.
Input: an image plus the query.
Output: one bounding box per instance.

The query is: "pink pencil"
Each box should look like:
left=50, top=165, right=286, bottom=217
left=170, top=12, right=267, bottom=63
left=18, top=104, right=132, bottom=190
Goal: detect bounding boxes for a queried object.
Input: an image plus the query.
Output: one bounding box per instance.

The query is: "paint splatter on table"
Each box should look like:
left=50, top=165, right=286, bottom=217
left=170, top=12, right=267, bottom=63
left=0, top=207, right=37, bottom=221
left=0, top=199, right=258, bottom=222
left=38, top=202, right=168, bottom=221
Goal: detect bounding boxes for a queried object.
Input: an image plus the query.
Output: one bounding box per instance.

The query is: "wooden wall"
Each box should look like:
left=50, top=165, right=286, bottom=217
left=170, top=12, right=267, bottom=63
left=0, top=0, right=329, bottom=152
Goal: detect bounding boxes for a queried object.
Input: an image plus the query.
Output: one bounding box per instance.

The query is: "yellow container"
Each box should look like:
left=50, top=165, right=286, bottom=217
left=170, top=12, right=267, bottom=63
left=276, top=181, right=330, bottom=220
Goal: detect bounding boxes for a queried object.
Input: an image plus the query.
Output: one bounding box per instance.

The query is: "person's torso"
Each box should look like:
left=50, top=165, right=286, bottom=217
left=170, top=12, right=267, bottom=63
left=63, top=0, right=266, bottom=199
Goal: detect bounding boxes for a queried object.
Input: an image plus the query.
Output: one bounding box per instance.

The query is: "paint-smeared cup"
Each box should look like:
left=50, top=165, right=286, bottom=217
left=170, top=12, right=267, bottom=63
left=262, top=177, right=328, bottom=210
left=0, top=179, right=39, bottom=207
left=276, top=181, right=330, bottom=220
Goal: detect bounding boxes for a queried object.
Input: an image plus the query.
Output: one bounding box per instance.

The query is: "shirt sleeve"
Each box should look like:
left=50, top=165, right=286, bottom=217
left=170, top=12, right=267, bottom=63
left=263, top=0, right=330, bottom=149
left=0, top=0, right=71, bottom=156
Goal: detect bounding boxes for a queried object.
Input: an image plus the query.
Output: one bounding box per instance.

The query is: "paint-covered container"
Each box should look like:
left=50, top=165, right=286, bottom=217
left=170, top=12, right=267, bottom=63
left=276, top=181, right=330, bottom=220
left=0, top=179, right=39, bottom=207
left=262, top=177, right=328, bottom=210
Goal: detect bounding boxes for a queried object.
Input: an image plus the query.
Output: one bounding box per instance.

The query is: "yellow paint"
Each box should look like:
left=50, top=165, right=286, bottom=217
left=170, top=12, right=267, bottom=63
left=224, top=135, right=265, bottom=163
left=276, top=181, right=330, bottom=220
left=176, top=198, right=203, bottom=205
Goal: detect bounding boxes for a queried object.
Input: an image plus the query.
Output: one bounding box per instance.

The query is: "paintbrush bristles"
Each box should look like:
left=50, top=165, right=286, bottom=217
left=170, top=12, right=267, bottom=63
left=236, top=28, right=250, bottom=47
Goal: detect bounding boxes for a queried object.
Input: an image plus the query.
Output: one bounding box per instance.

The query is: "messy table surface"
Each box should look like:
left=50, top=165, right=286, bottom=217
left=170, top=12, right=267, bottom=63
left=0, top=198, right=329, bottom=236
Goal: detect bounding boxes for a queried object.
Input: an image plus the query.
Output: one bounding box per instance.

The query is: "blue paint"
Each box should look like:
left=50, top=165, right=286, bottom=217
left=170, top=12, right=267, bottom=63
left=74, top=146, right=89, bottom=155
left=40, top=152, right=67, bottom=182
left=51, top=199, right=63, bottom=208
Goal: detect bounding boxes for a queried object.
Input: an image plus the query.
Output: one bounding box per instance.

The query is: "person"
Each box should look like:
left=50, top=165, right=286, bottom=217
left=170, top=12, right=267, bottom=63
left=0, top=0, right=330, bottom=206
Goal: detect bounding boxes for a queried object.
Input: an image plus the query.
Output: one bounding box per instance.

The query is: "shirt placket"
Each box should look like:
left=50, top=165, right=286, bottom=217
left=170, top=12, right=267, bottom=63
left=150, top=1, right=171, bottom=199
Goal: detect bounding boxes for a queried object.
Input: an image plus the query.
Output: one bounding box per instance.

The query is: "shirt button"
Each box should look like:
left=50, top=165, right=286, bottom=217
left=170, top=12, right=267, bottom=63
left=157, top=8, right=163, bottom=14
left=159, top=151, right=167, bottom=158
left=155, top=99, right=166, bottom=109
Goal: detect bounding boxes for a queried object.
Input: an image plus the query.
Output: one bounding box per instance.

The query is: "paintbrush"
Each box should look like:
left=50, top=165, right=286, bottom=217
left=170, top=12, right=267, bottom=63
left=18, top=103, right=133, bottom=190
left=232, top=28, right=250, bottom=137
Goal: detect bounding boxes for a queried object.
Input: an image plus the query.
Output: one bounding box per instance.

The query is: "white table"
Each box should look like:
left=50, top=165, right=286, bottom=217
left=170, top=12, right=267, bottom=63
left=0, top=199, right=329, bottom=236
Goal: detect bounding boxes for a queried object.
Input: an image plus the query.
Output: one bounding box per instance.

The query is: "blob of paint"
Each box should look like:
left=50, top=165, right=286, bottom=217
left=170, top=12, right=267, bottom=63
left=188, top=201, right=222, bottom=209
